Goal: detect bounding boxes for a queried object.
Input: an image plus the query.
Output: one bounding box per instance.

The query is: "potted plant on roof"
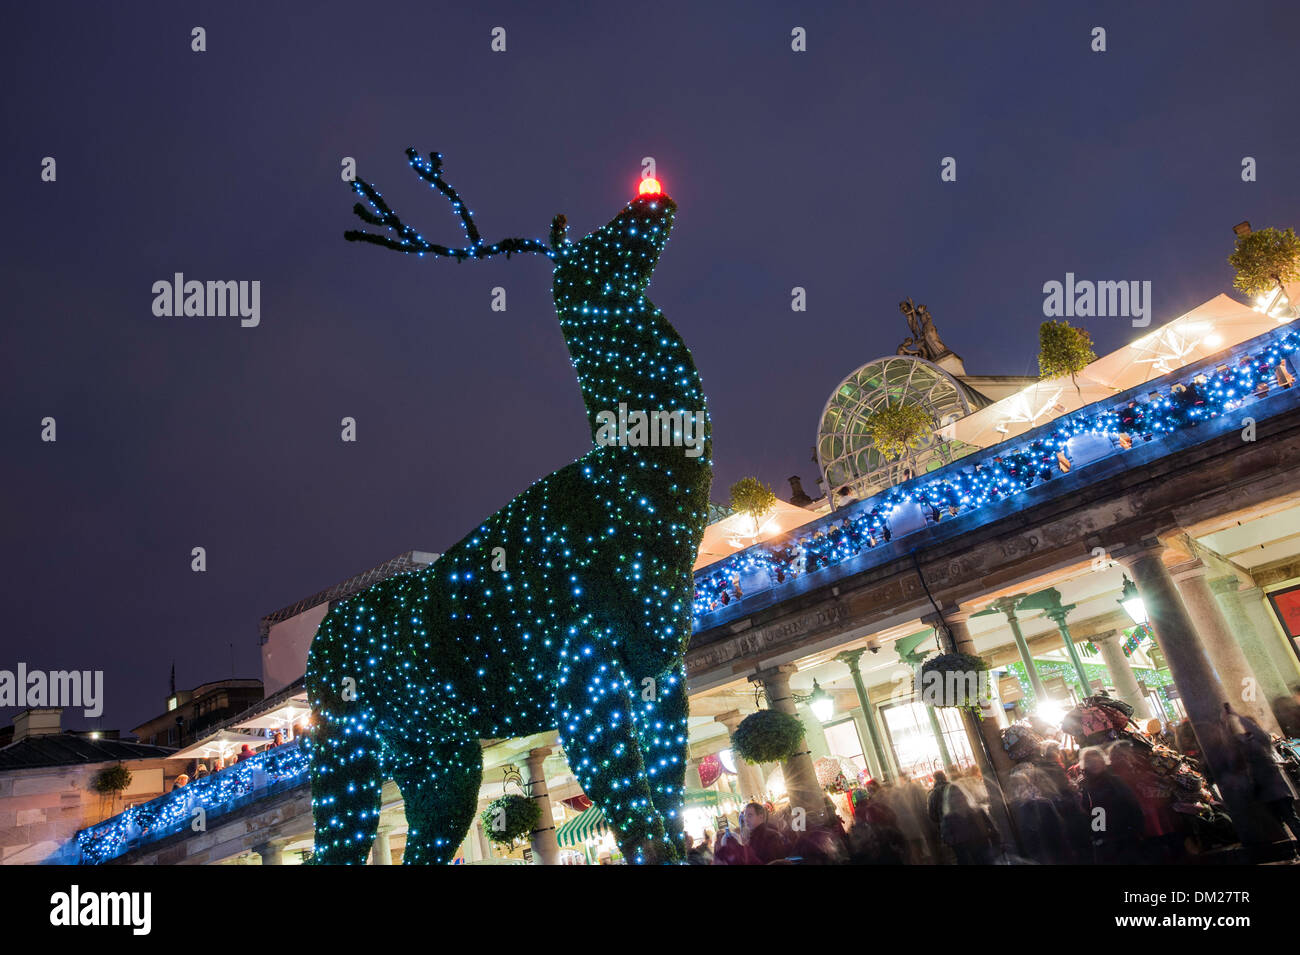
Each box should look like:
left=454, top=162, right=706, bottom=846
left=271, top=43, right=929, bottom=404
left=90, top=763, right=132, bottom=820
left=1038, top=320, right=1096, bottom=402
left=1230, top=225, right=1300, bottom=318
left=865, top=401, right=934, bottom=534
left=729, top=477, right=777, bottom=541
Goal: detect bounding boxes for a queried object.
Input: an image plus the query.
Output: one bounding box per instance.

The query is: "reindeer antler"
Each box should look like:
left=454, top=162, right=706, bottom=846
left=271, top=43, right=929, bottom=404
left=345, top=149, right=554, bottom=261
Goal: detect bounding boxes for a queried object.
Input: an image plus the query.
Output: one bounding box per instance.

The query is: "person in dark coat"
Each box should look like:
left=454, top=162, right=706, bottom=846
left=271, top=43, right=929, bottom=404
left=1008, top=767, right=1071, bottom=864
left=1077, top=747, right=1146, bottom=864
left=847, top=788, right=906, bottom=865
left=712, top=827, right=754, bottom=865
left=928, top=771, right=950, bottom=826
left=741, top=802, right=789, bottom=863
left=1227, top=707, right=1300, bottom=851
left=939, top=783, right=995, bottom=865
left=686, top=831, right=714, bottom=865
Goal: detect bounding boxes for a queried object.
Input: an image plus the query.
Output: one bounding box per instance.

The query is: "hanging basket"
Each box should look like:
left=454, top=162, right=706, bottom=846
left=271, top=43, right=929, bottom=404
left=480, top=793, right=541, bottom=846
left=731, top=710, right=807, bottom=764
left=918, top=652, right=991, bottom=709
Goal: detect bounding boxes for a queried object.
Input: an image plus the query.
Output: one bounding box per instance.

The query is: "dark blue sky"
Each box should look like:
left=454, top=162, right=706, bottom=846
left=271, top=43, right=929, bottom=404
left=3, top=1, right=1297, bottom=732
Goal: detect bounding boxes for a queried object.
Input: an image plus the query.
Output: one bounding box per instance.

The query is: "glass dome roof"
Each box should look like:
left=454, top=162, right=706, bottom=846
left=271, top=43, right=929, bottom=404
left=816, top=355, right=987, bottom=504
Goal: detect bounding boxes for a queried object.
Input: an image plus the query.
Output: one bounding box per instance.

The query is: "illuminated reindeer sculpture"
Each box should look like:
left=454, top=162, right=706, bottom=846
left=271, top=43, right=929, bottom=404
left=306, top=150, right=711, bottom=864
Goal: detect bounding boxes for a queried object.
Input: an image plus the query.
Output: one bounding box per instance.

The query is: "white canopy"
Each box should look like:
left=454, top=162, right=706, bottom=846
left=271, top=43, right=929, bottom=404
left=945, top=294, right=1287, bottom=449
left=694, top=498, right=823, bottom=571
left=169, top=730, right=269, bottom=761
left=231, top=692, right=310, bottom=731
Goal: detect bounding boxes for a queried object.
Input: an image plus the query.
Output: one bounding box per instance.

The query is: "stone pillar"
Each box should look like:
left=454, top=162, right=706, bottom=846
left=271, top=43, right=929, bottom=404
left=369, top=827, right=392, bottom=865
left=716, top=710, right=768, bottom=802
left=1171, top=561, right=1281, bottom=735
left=474, top=818, right=494, bottom=860
left=1043, top=604, right=1093, bottom=699
left=523, top=746, right=561, bottom=865
left=1215, top=579, right=1300, bottom=717
left=1240, top=586, right=1300, bottom=685
left=926, top=611, right=1019, bottom=854
left=1095, top=629, right=1155, bottom=719
left=1119, top=542, right=1285, bottom=853
left=989, top=597, right=1049, bottom=703
left=837, top=649, right=894, bottom=782
left=751, top=665, right=828, bottom=825
left=253, top=841, right=283, bottom=866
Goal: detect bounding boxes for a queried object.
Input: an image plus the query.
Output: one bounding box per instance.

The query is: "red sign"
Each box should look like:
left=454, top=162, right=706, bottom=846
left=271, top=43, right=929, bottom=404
left=1268, top=585, right=1300, bottom=640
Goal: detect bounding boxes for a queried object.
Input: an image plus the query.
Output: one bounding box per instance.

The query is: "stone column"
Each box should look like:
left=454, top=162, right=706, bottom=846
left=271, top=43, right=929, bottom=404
left=369, top=827, right=392, bottom=865
left=926, top=611, right=1018, bottom=854
left=837, top=649, right=894, bottom=782
left=751, top=665, right=828, bottom=825
left=474, top=818, right=494, bottom=860
left=989, top=597, right=1049, bottom=703
left=1095, top=629, right=1155, bottom=719
left=1214, top=579, right=1300, bottom=716
left=1118, top=541, right=1285, bottom=853
left=253, top=841, right=283, bottom=866
left=1240, top=586, right=1300, bottom=685
left=523, top=746, right=561, bottom=865
left=715, top=710, right=767, bottom=802
left=1171, top=561, right=1281, bottom=734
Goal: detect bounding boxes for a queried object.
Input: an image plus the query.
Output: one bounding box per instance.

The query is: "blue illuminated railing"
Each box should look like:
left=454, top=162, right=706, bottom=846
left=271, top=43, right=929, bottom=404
left=75, top=738, right=309, bottom=865
left=692, top=325, right=1300, bottom=626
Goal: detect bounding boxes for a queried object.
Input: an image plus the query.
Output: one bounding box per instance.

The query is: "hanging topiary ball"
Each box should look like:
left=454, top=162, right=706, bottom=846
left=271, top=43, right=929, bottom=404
left=480, top=794, right=542, bottom=846
left=918, top=652, right=991, bottom=709
left=731, top=709, right=807, bottom=764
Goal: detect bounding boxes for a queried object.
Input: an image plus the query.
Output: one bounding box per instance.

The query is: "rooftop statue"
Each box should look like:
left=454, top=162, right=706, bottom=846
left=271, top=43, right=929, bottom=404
left=897, top=297, right=952, bottom=362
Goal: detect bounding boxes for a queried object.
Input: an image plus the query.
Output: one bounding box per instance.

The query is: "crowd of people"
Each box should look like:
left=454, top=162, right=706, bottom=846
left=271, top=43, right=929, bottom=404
left=681, top=703, right=1300, bottom=865
left=170, top=727, right=298, bottom=792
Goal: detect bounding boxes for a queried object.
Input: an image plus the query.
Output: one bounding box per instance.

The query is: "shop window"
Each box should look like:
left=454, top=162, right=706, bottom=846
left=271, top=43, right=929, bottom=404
left=879, top=699, right=974, bottom=779
left=823, top=718, right=867, bottom=774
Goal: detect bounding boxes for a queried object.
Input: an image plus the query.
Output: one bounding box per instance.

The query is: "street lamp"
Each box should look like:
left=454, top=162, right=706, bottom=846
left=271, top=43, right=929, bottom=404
left=807, top=680, right=835, bottom=723
left=1118, top=574, right=1148, bottom=626
left=790, top=678, right=836, bottom=722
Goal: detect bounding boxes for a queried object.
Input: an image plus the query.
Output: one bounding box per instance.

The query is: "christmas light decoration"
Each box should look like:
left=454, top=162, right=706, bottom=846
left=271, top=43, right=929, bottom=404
left=308, top=151, right=711, bottom=864
left=77, top=740, right=310, bottom=865
left=693, top=329, right=1300, bottom=619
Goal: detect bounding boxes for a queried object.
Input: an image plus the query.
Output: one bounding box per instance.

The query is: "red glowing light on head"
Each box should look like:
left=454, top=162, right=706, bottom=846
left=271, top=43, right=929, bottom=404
left=638, top=177, right=662, bottom=196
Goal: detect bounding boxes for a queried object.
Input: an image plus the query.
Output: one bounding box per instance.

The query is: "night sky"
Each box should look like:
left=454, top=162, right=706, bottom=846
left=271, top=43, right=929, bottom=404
left=4, top=1, right=1297, bottom=733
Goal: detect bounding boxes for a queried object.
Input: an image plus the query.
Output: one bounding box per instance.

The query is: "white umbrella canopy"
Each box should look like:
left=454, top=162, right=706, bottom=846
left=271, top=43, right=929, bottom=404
left=943, top=377, right=1118, bottom=449
left=1078, top=293, right=1280, bottom=392
left=169, top=730, right=269, bottom=761
left=231, top=693, right=310, bottom=731
left=947, top=293, right=1289, bottom=451
left=693, top=498, right=822, bottom=571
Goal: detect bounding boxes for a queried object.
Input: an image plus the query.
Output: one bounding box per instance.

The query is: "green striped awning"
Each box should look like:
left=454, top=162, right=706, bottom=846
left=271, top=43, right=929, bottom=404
left=556, top=806, right=608, bottom=847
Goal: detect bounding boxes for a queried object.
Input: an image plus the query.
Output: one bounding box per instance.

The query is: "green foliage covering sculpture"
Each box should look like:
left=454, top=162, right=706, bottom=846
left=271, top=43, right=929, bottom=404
left=305, top=151, right=712, bottom=864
